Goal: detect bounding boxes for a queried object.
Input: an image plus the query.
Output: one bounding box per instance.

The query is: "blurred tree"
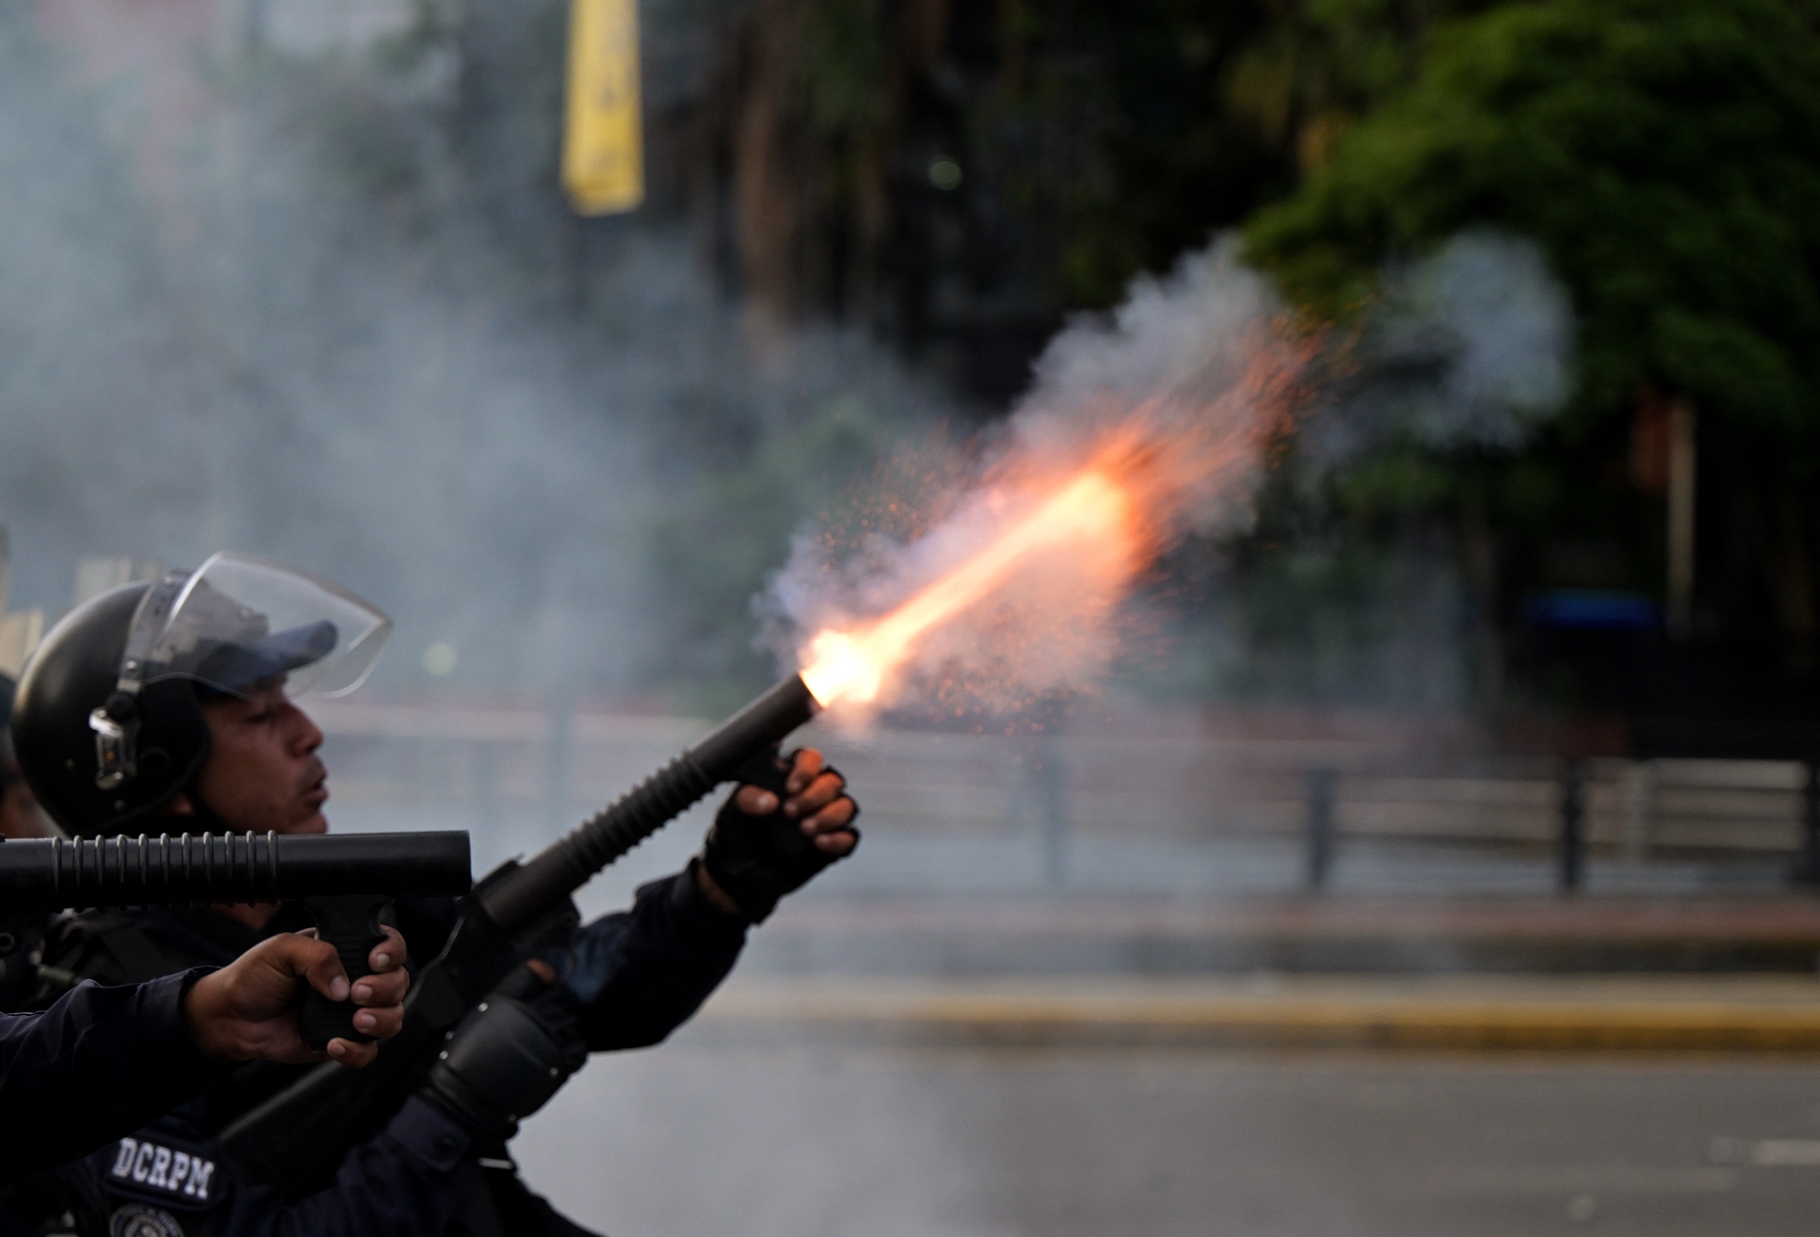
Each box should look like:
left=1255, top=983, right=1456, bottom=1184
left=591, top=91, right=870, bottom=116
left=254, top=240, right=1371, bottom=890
left=1224, top=0, right=1495, bottom=172
left=231, top=0, right=1768, bottom=708
left=1249, top=0, right=1820, bottom=425
left=1245, top=0, right=1820, bottom=708
left=656, top=0, right=1301, bottom=400
left=280, top=0, right=1516, bottom=415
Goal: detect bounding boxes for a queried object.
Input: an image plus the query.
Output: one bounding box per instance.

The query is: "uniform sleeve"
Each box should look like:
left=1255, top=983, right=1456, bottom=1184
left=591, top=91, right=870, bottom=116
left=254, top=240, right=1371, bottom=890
left=555, top=867, right=749, bottom=1051
left=205, top=1098, right=473, bottom=1237
left=0, top=972, right=221, bottom=1179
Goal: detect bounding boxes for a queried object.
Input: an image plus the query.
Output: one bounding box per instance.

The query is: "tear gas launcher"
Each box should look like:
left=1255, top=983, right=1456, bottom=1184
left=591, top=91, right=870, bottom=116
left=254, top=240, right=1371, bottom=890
left=0, top=830, right=473, bottom=1047
left=217, top=674, right=823, bottom=1196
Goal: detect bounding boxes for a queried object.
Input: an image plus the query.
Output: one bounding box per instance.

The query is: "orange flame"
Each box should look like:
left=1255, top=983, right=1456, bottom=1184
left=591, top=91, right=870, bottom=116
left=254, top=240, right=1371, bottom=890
left=800, top=470, right=1137, bottom=707
left=794, top=318, right=1312, bottom=713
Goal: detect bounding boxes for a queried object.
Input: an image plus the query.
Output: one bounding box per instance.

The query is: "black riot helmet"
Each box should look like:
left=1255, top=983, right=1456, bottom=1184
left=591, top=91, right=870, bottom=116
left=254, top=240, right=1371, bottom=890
left=13, top=553, right=391, bottom=835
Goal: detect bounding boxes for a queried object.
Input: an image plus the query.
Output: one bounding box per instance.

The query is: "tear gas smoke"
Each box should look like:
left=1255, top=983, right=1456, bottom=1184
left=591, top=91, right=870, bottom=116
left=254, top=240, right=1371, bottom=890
left=1299, top=229, right=1575, bottom=468
left=771, top=244, right=1309, bottom=716
left=768, top=233, right=1572, bottom=718
left=0, top=10, right=936, bottom=700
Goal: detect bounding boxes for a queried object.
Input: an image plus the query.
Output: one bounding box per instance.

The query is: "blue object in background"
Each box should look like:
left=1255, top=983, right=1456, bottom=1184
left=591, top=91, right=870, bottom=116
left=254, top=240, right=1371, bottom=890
left=1523, top=589, right=1660, bottom=631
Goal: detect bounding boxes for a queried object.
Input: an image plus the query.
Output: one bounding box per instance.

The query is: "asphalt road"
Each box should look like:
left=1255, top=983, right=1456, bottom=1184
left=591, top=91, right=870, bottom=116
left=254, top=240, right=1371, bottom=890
left=513, top=1042, right=1820, bottom=1237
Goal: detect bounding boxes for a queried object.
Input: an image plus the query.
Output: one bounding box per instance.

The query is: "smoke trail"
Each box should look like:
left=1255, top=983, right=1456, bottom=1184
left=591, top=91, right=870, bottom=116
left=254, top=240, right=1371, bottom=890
left=764, top=241, right=1308, bottom=715
left=763, top=231, right=1573, bottom=717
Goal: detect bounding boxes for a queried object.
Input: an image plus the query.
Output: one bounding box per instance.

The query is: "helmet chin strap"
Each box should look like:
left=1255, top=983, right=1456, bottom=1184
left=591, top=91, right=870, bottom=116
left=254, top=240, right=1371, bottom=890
left=172, top=783, right=233, bottom=835
left=93, top=572, right=190, bottom=793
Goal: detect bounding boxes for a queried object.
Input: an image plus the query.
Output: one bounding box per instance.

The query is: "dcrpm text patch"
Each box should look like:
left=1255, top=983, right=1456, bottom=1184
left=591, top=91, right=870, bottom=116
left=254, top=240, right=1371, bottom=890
left=100, top=1135, right=220, bottom=1209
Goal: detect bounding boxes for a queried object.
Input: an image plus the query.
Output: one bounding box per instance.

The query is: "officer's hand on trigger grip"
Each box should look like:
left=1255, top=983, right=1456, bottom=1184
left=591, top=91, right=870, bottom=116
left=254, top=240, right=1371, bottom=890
left=419, top=994, right=587, bottom=1142
left=183, top=928, right=409, bottom=1067
left=700, top=747, right=860, bottom=924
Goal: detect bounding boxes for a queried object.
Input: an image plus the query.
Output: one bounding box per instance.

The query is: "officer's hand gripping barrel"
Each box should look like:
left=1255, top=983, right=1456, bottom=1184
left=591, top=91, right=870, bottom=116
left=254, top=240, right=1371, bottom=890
left=218, top=675, right=821, bottom=1195
left=0, top=830, right=473, bottom=1046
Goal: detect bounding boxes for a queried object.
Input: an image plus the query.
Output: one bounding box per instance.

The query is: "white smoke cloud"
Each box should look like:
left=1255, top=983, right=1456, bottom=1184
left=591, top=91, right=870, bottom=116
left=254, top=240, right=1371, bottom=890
left=765, top=241, right=1304, bottom=715
left=1009, top=238, right=1293, bottom=536
left=1303, top=229, right=1575, bottom=466
left=763, top=230, right=1575, bottom=716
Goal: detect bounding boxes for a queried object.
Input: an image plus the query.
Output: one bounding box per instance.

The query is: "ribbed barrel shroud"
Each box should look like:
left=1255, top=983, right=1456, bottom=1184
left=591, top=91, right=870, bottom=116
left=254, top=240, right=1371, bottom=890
left=0, top=831, right=472, bottom=912
left=478, top=674, right=819, bottom=933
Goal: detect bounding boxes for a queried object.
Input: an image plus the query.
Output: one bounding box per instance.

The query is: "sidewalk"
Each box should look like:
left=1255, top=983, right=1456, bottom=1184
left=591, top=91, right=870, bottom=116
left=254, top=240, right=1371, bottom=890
left=749, top=894, right=1820, bottom=974
left=693, top=973, right=1820, bottom=1052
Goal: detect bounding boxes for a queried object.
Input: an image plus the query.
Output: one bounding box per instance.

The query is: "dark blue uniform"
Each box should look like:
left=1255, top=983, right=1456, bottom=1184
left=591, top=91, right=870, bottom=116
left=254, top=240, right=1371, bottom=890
left=0, top=971, right=222, bottom=1178
left=5, top=870, right=746, bottom=1237
left=44, top=1097, right=475, bottom=1237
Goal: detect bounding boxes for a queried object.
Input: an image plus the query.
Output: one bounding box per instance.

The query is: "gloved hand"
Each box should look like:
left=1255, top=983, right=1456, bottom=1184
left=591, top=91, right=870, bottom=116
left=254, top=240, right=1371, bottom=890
left=419, top=990, right=588, bottom=1142
left=700, top=747, right=860, bottom=923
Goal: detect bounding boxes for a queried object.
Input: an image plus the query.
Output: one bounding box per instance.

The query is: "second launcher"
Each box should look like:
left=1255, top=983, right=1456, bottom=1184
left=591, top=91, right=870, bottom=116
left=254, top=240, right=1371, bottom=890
left=0, top=830, right=473, bottom=1047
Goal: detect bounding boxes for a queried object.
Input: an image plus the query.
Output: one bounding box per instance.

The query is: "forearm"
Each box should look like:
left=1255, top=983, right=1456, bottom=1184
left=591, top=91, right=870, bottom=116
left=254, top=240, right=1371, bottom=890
left=236, top=1100, right=473, bottom=1237
left=562, top=868, right=748, bottom=1050
left=0, top=973, right=221, bottom=1178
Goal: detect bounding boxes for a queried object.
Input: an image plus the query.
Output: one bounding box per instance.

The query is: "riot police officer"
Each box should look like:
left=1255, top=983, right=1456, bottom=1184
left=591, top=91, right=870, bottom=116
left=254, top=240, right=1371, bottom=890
left=8, top=553, right=859, bottom=1236
left=8, top=675, right=411, bottom=1151
left=0, top=675, right=413, bottom=1181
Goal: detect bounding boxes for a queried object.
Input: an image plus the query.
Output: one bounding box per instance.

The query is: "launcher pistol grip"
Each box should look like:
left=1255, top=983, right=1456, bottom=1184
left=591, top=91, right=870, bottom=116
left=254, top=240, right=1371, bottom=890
left=296, top=893, right=392, bottom=1049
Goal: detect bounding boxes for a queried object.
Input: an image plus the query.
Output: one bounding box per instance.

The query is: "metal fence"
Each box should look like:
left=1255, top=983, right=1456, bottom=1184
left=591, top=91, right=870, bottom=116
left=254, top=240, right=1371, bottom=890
left=310, top=699, right=1818, bottom=900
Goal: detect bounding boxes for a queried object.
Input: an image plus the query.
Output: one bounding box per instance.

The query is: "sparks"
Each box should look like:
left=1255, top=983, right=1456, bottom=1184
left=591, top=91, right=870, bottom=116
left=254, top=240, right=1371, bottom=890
left=800, top=471, right=1134, bottom=707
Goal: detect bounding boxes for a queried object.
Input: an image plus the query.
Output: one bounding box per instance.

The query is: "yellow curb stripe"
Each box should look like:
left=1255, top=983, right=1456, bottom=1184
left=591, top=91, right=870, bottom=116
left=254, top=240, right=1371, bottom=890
left=697, top=984, right=1820, bottom=1051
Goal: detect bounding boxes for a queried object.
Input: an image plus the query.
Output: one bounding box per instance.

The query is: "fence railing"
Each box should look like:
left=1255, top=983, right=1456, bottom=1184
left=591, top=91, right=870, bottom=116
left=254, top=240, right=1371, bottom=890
left=308, top=700, right=1820, bottom=895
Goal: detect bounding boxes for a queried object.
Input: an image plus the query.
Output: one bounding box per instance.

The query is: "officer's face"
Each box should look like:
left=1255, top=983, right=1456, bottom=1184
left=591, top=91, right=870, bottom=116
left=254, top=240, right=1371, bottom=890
left=189, top=682, right=330, bottom=835
left=0, top=763, right=53, bottom=840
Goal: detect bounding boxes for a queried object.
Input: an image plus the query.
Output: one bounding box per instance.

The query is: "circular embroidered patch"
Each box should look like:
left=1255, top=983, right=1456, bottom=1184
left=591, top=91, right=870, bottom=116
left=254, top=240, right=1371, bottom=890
left=109, top=1204, right=185, bottom=1237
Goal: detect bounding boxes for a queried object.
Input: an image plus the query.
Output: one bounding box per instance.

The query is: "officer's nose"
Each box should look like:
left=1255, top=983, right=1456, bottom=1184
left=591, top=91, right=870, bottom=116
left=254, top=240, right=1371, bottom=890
left=281, top=701, right=325, bottom=756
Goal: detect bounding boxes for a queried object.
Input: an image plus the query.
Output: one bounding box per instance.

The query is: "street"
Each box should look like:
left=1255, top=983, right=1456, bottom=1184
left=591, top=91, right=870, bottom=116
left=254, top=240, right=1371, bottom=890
left=515, top=1041, right=1820, bottom=1237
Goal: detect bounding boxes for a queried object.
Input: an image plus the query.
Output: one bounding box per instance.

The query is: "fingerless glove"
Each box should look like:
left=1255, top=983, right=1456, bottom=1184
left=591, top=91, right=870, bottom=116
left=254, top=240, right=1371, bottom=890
left=699, top=748, right=860, bottom=923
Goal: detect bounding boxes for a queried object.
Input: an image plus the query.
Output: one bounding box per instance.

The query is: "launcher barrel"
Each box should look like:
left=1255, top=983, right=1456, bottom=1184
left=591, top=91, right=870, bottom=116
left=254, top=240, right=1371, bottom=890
left=477, top=674, right=819, bottom=933
left=0, top=830, right=472, bottom=912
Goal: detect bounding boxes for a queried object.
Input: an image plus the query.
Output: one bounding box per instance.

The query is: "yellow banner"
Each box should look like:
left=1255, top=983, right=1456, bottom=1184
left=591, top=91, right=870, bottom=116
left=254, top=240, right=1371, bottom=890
left=562, top=0, right=643, bottom=215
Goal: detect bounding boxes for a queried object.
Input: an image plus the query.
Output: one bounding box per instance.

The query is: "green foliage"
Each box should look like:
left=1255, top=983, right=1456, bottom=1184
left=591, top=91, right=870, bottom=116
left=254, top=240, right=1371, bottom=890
left=1000, top=0, right=1292, bottom=309
left=1495, top=456, right=1567, bottom=530
left=1225, top=0, right=1493, bottom=165
left=1246, top=0, right=1820, bottom=440
left=1335, top=447, right=1458, bottom=515
left=803, top=0, right=892, bottom=135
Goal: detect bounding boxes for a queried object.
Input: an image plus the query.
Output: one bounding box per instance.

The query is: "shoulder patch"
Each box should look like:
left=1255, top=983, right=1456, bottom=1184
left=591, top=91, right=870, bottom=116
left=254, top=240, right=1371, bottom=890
left=109, top=1204, right=186, bottom=1237
left=96, top=1136, right=221, bottom=1211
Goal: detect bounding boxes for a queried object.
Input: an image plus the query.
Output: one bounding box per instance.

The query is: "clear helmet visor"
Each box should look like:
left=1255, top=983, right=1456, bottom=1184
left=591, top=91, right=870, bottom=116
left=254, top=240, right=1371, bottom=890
left=122, top=552, right=392, bottom=700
